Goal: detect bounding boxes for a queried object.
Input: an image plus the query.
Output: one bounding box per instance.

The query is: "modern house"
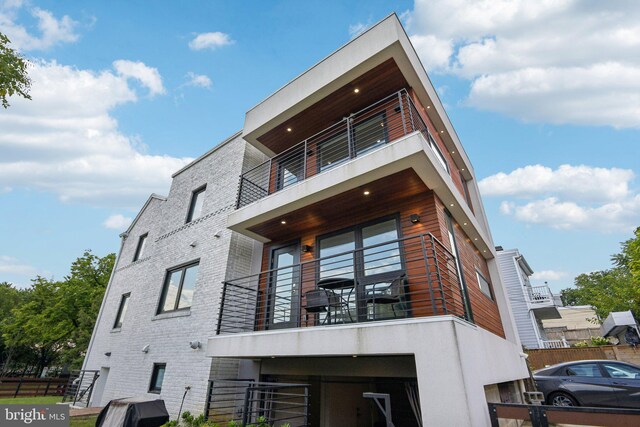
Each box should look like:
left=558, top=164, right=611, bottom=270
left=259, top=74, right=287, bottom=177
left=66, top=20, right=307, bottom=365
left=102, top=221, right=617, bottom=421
left=496, top=248, right=564, bottom=350
left=82, top=14, right=529, bottom=427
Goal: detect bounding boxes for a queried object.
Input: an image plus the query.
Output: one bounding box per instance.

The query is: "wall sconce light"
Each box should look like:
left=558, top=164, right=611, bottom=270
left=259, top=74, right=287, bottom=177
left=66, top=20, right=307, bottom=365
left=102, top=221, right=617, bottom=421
left=189, top=341, right=201, bottom=349
left=410, top=214, right=421, bottom=224
left=302, top=245, right=312, bottom=253
left=104, top=352, right=112, bottom=357
left=142, top=345, right=150, bottom=353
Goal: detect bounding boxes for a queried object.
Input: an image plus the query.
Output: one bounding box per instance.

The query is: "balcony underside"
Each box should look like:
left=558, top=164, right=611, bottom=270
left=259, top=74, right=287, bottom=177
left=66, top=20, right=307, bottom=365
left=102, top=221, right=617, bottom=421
left=228, top=132, right=492, bottom=256
left=531, top=305, right=562, bottom=320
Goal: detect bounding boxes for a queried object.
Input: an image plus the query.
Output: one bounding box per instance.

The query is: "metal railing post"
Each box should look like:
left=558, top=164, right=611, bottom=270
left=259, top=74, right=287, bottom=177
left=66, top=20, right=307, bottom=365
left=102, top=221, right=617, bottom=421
left=267, top=158, right=273, bottom=195
left=398, top=91, right=408, bottom=135
left=346, top=116, right=354, bottom=159
left=242, top=387, right=251, bottom=426
left=420, top=235, right=438, bottom=315
left=303, top=139, right=308, bottom=179
left=217, top=282, right=227, bottom=335
left=13, top=379, right=22, bottom=398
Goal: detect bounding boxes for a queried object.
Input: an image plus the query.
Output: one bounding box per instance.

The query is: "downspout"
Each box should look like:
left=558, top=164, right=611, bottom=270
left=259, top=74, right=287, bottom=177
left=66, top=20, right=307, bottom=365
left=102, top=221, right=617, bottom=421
left=81, top=232, right=128, bottom=371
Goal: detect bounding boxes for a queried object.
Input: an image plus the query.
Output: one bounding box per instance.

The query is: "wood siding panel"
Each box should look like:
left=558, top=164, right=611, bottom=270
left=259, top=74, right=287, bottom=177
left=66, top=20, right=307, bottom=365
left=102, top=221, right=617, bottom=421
left=256, top=172, right=505, bottom=337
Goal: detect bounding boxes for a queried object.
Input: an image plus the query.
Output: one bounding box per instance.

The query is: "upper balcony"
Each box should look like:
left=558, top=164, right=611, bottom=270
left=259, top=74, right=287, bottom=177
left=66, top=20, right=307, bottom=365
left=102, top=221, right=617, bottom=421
left=237, top=89, right=424, bottom=209
left=526, top=285, right=562, bottom=320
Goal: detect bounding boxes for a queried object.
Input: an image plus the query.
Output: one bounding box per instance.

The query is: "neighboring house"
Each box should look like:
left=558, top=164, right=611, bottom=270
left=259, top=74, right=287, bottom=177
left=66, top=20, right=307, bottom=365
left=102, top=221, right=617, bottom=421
left=496, top=248, right=565, bottom=350
left=83, top=14, right=529, bottom=427
left=543, top=305, right=601, bottom=346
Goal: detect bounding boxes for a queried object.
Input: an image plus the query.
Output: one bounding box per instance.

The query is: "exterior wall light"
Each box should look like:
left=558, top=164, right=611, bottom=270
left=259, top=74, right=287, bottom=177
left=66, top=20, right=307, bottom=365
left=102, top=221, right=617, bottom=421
left=142, top=345, right=150, bottom=353
left=302, top=245, right=312, bottom=253
left=410, top=214, right=420, bottom=224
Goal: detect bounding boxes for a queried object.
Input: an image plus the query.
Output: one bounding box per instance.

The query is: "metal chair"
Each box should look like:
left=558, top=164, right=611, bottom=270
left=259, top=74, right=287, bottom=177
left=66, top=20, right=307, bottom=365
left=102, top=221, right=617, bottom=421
left=364, top=274, right=407, bottom=320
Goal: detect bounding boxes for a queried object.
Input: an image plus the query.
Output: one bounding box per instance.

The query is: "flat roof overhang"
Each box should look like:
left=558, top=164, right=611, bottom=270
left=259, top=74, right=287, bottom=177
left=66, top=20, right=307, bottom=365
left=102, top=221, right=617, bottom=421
left=242, top=13, right=474, bottom=178
left=227, top=132, right=494, bottom=258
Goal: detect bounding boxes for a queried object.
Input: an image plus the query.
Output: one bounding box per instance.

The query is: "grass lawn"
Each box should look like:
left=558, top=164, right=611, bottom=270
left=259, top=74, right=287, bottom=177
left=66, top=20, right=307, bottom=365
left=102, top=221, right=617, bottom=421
left=70, top=415, right=97, bottom=427
left=0, top=395, right=62, bottom=404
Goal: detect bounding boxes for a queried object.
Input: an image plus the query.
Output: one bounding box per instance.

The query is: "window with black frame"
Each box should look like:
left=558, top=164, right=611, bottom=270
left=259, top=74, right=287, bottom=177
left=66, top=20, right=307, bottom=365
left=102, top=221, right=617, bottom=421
left=317, top=113, right=389, bottom=173
left=158, top=262, right=199, bottom=313
left=113, top=293, right=130, bottom=329
left=149, top=363, right=166, bottom=393
left=353, top=112, right=388, bottom=156
left=317, top=217, right=405, bottom=322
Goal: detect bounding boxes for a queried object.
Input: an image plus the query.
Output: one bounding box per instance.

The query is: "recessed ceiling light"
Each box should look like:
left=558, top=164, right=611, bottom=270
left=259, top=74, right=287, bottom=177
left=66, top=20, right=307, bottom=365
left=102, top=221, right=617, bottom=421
left=461, top=168, right=465, bottom=171
left=474, top=238, right=478, bottom=241
left=286, top=127, right=292, bottom=132
left=363, top=190, right=370, bottom=195
left=483, top=250, right=487, bottom=253
left=426, top=106, right=431, bottom=109
left=463, top=222, right=467, bottom=226
left=354, top=88, right=360, bottom=93
left=451, top=151, right=456, bottom=154
left=440, top=130, right=444, bottom=134
left=449, top=203, right=454, bottom=207
left=280, top=220, right=287, bottom=225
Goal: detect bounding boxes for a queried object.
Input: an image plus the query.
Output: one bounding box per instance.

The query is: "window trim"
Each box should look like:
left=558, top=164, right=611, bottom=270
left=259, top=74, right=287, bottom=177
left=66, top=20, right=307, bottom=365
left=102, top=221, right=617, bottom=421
left=157, top=260, right=200, bottom=314
left=113, top=293, right=131, bottom=329
left=148, top=363, right=166, bottom=394
left=186, top=185, right=206, bottom=223
left=133, top=233, right=148, bottom=262
left=476, top=270, right=494, bottom=300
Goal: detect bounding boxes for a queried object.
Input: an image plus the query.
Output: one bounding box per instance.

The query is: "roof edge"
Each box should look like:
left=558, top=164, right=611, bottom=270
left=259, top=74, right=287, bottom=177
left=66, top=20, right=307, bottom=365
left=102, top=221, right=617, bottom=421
left=172, top=130, right=243, bottom=178
left=121, top=193, right=167, bottom=237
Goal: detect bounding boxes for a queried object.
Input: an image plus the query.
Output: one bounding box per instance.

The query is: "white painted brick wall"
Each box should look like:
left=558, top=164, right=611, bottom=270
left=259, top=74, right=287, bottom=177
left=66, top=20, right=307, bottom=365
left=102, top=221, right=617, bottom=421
left=83, top=134, right=267, bottom=418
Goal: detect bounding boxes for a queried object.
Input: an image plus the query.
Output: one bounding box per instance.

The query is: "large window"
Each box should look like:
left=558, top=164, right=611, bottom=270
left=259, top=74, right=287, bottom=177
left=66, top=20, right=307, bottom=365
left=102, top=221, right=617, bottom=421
left=158, top=262, right=199, bottom=313
left=149, top=363, right=166, bottom=393
left=186, top=185, right=206, bottom=223
left=318, top=217, right=401, bottom=281
left=133, top=233, right=148, bottom=262
left=317, top=113, right=388, bottom=173
left=113, top=293, right=130, bottom=329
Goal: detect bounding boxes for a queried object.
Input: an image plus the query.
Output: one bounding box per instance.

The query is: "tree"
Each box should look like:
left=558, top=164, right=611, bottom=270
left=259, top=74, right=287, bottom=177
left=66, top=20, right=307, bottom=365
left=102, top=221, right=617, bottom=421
left=561, top=227, right=640, bottom=321
left=0, top=282, right=28, bottom=370
left=2, top=251, right=115, bottom=374
left=0, top=31, right=31, bottom=108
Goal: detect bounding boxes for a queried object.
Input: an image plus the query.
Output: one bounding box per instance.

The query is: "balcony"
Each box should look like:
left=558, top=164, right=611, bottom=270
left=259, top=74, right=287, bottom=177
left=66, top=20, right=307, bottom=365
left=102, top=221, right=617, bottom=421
left=527, top=285, right=562, bottom=320
left=236, top=89, right=431, bottom=209
left=216, top=232, right=469, bottom=335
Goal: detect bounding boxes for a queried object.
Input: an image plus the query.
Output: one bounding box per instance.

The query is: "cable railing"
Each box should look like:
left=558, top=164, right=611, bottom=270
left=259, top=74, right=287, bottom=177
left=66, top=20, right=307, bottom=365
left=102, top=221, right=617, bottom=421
left=236, top=89, right=430, bottom=208
left=216, top=232, right=469, bottom=335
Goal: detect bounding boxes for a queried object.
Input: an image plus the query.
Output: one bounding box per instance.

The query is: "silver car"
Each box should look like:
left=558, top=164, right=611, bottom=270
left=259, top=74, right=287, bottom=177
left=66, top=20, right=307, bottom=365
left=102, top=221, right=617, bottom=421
left=533, top=360, right=640, bottom=408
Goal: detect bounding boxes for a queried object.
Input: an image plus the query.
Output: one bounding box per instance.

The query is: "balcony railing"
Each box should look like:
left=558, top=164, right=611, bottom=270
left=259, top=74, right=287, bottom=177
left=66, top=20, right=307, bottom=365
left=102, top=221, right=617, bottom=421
left=527, top=285, right=554, bottom=304
left=216, top=232, right=469, bottom=335
left=542, top=339, right=569, bottom=349
left=236, top=89, right=431, bottom=208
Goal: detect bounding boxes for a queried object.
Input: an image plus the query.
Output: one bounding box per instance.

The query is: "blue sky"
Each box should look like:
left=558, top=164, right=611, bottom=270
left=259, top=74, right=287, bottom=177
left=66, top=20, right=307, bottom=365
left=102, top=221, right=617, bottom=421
left=1, top=0, right=638, bottom=293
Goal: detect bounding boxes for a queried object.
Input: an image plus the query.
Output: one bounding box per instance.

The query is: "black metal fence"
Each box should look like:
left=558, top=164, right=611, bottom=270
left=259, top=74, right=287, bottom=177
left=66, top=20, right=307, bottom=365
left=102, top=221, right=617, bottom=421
left=217, top=232, right=467, bottom=335
left=488, top=402, right=640, bottom=427
left=236, top=89, right=432, bottom=208
left=61, top=370, right=99, bottom=407
left=206, top=380, right=310, bottom=427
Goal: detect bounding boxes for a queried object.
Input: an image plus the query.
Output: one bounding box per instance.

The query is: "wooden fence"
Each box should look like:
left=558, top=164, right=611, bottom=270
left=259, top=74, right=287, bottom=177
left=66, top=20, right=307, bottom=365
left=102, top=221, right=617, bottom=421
left=0, top=377, right=68, bottom=398
left=526, top=345, right=640, bottom=370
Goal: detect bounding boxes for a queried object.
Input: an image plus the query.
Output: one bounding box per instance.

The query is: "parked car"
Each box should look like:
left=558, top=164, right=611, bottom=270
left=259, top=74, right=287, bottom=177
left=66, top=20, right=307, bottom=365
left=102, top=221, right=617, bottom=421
left=533, top=360, right=640, bottom=408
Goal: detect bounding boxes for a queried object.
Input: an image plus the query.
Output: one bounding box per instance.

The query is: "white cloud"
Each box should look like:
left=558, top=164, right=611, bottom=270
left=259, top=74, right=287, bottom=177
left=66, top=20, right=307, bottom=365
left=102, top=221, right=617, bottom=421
left=406, top=0, right=640, bottom=128
left=103, top=214, right=133, bottom=230
left=485, top=164, right=640, bottom=232
left=113, top=60, right=166, bottom=96
left=532, top=270, right=569, bottom=282
left=0, top=2, right=79, bottom=51
left=348, top=22, right=369, bottom=38
left=0, top=60, right=192, bottom=208
left=188, top=32, right=233, bottom=50
left=479, top=164, right=634, bottom=203
left=0, top=255, right=40, bottom=277
left=185, top=72, right=212, bottom=89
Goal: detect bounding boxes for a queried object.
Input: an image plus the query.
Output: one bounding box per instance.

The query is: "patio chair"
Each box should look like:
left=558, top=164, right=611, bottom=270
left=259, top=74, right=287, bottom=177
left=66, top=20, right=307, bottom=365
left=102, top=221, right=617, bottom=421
left=364, top=274, right=407, bottom=319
